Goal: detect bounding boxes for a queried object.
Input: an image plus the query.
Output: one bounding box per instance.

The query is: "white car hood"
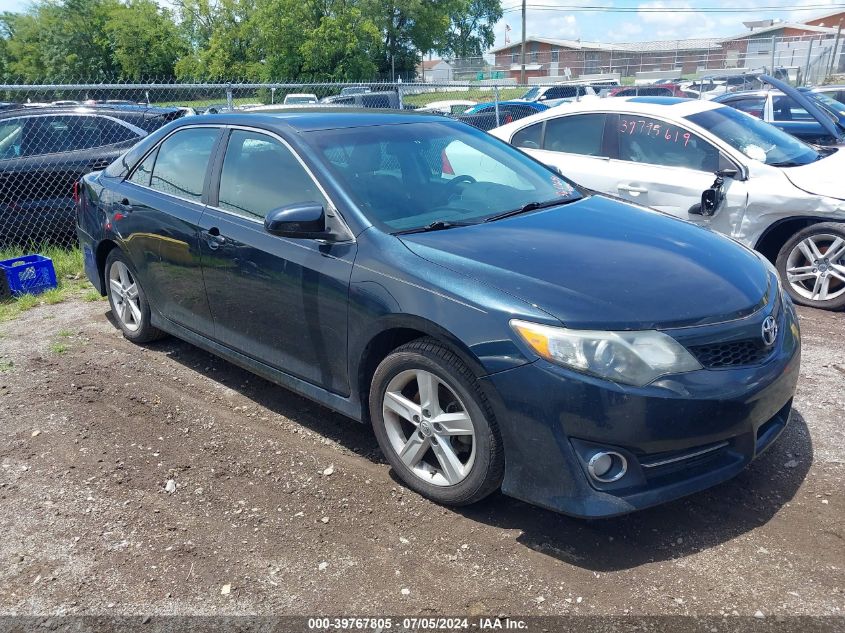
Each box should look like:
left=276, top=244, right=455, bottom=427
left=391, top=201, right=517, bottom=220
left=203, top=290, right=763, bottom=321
left=782, top=148, right=845, bottom=201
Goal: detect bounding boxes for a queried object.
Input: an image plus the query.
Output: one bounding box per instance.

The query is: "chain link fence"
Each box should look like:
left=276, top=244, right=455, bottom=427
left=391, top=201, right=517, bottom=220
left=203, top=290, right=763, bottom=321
left=2, top=42, right=845, bottom=248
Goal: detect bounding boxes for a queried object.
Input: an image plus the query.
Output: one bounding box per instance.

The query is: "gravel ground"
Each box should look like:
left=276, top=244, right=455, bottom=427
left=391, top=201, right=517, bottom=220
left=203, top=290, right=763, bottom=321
left=0, top=298, right=843, bottom=619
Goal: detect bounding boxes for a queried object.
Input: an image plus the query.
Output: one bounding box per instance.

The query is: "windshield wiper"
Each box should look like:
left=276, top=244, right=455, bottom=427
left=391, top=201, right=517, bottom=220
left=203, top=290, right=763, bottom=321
left=483, top=197, right=573, bottom=223
left=393, top=219, right=478, bottom=235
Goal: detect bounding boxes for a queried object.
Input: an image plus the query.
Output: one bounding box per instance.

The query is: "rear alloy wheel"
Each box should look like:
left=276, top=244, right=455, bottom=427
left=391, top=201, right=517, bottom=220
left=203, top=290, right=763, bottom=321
left=105, top=249, right=165, bottom=343
left=777, top=223, right=845, bottom=310
left=370, top=338, right=503, bottom=506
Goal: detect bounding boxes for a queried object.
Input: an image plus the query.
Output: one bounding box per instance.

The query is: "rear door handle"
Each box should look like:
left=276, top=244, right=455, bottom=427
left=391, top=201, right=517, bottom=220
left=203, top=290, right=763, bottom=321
left=202, top=227, right=226, bottom=249
left=618, top=184, right=648, bottom=194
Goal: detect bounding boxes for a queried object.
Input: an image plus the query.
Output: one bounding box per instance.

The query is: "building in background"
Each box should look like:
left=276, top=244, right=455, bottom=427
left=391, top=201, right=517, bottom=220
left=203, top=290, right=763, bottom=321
left=418, top=60, right=455, bottom=82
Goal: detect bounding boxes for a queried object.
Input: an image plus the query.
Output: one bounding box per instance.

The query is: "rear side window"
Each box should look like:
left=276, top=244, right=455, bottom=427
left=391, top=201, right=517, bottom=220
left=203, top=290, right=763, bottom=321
left=217, top=130, right=326, bottom=220
left=511, top=123, right=543, bottom=149
left=0, top=119, right=24, bottom=159
left=128, top=148, right=158, bottom=187
left=19, top=115, right=139, bottom=156
left=543, top=113, right=606, bottom=156
left=617, top=115, right=719, bottom=172
left=150, top=127, right=219, bottom=202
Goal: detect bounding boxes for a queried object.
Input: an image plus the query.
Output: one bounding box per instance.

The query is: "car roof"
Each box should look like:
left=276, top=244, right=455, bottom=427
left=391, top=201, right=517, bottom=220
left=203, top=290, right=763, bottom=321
left=490, top=96, right=724, bottom=136
left=194, top=108, right=452, bottom=132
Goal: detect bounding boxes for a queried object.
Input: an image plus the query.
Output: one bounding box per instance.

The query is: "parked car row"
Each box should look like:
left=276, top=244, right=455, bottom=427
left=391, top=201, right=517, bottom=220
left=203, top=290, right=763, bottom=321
left=490, top=75, right=845, bottom=310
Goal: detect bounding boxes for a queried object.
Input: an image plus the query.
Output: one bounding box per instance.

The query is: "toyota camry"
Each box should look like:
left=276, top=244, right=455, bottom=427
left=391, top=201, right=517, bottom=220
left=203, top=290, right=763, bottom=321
left=76, top=109, right=800, bottom=518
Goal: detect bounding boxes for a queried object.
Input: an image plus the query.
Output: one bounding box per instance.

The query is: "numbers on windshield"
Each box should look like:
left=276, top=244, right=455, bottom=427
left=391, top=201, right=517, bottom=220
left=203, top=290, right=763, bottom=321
left=620, top=118, right=691, bottom=147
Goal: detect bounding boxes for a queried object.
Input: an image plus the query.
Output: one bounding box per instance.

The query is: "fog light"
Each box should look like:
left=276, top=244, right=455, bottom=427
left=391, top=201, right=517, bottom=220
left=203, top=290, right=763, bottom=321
left=587, top=451, right=628, bottom=483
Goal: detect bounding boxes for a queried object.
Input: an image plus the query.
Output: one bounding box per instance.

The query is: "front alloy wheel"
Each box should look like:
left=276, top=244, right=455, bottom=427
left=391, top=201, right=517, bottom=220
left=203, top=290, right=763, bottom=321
left=777, top=223, right=845, bottom=310
left=382, top=369, right=476, bottom=486
left=370, top=338, right=504, bottom=506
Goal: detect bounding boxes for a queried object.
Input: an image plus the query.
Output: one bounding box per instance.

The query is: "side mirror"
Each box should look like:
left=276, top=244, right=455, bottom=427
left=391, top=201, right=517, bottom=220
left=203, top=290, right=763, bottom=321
left=264, top=203, right=330, bottom=239
left=699, top=188, right=722, bottom=216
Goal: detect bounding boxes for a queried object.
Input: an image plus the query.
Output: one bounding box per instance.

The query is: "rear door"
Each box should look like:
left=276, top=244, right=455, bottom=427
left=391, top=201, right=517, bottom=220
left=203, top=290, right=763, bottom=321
left=199, top=127, right=356, bottom=395
left=114, top=125, right=222, bottom=334
left=770, top=95, right=830, bottom=143
left=511, top=112, right=619, bottom=193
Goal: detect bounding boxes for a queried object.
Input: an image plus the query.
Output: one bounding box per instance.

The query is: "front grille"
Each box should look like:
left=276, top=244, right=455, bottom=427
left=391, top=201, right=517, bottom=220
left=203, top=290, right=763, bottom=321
left=688, top=339, right=771, bottom=369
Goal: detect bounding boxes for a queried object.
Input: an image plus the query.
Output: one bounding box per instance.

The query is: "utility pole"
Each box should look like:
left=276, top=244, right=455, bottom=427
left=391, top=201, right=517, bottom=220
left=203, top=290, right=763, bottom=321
left=520, top=0, right=526, bottom=84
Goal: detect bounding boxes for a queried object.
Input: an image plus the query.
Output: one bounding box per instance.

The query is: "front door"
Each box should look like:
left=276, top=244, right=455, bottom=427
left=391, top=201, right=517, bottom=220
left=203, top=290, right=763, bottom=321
left=605, top=113, right=748, bottom=230
left=199, top=128, right=356, bottom=395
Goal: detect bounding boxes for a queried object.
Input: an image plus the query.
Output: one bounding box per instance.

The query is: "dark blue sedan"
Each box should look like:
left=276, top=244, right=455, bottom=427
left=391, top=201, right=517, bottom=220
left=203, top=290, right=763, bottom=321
left=76, top=109, right=800, bottom=518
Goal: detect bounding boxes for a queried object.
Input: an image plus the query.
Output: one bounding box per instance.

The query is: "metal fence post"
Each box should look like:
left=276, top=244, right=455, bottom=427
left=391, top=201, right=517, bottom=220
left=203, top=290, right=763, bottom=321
left=803, top=39, right=814, bottom=86
left=226, top=83, right=233, bottom=109
left=770, top=36, right=777, bottom=74
left=494, top=84, right=501, bottom=127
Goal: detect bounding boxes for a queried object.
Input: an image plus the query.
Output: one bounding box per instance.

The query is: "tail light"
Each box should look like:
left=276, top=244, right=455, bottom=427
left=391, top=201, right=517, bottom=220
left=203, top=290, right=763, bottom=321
left=504, top=114, right=513, bottom=124
left=72, top=181, right=80, bottom=204
left=441, top=150, right=454, bottom=175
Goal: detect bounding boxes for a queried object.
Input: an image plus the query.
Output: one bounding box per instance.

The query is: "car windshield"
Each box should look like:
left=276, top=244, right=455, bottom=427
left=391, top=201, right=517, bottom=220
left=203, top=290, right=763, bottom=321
left=303, top=120, right=582, bottom=232
left=808, top=91, right=845, bottom=117
left=520, top=87, right=541, bottom=101
left=686, top=106, right=821, bottom=167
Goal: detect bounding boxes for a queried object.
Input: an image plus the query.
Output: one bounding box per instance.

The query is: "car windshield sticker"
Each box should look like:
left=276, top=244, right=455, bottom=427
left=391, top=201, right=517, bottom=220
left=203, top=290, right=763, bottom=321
left=551, top=175, right=575, bottom=197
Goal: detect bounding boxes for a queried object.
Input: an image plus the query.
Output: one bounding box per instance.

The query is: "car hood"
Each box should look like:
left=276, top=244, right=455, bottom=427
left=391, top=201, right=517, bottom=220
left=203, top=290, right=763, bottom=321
left=781, top=148, right=845, bottom=201
left=400, top=196, right=770, bottom=330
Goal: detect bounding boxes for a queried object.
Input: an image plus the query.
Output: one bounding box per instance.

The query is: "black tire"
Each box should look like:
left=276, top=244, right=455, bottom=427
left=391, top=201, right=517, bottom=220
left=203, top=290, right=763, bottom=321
left=776, top=222, right=845, bottom=311
left=104, top=249, right=166, bottom=343
left=369, top=337, right=504, bottom=506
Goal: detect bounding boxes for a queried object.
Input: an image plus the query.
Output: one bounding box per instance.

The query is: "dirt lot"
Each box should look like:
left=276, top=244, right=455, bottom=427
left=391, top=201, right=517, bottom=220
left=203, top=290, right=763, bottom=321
left=0, top=297, right=843, bottom=618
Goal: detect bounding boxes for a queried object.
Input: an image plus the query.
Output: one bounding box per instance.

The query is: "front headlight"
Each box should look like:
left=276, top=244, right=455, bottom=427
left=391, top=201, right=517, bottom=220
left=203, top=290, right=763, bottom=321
left=511, top=319, right=702, bottom=387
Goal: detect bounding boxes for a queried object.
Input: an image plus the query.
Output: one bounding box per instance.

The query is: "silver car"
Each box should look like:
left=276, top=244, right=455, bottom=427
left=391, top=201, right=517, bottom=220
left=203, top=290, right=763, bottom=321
left=491, top=86, right=845, bottom=310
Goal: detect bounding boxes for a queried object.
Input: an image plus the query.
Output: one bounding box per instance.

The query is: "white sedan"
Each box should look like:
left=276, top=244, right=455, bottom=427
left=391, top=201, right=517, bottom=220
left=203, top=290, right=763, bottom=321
left=416, top=100, right=477, bottom=115
left=490, top=96, right=845, bottom=310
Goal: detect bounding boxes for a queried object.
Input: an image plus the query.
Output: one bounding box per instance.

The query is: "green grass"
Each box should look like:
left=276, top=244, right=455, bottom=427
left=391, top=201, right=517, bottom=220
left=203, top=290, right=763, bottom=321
left=0, top=359, right=13, bottom=372
left=57, top=328, right=73, bottom=338
left=49, top=342, right=69, bottom=355
left=0, top=245, right=89, bottom=323
left=402, top=87, right=526, bottom=107
left=154, top=96, right=265, bottom=108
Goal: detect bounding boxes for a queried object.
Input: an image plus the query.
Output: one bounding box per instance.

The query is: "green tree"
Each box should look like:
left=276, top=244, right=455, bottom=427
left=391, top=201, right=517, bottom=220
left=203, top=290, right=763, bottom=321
left=442, top=0, right=501, bottom=59
left=105, top=0, right=185, bottom=80
left=299, top=7, right=380, bottom=81
left=174, top=0, right=262, bottom=79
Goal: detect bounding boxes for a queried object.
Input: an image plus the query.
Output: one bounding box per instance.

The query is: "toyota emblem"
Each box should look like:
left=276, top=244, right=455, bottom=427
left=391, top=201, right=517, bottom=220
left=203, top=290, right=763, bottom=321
left=761, top=316, right=778, bottom=347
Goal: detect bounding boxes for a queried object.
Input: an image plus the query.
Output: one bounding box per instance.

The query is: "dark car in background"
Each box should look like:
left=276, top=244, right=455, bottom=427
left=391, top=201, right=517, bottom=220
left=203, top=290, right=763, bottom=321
left=77, top=109, right=799, bottom=518
left=456, top=100, right=549, bottom=131
left=0, top=105, right=185, bottom=245
left=715, top=87, right=845, bottom=145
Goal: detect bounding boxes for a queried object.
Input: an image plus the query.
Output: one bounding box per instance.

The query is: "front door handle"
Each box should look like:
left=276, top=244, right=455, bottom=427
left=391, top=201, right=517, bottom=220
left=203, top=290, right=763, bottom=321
left=618, top=184, right=648, bottom=194
left=202, top=227, right=226, bottom=249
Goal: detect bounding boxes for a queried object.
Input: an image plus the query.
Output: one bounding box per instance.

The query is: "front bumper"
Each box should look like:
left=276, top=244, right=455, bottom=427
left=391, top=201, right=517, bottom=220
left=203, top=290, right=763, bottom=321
left=482, top=295, right=801, bottom=518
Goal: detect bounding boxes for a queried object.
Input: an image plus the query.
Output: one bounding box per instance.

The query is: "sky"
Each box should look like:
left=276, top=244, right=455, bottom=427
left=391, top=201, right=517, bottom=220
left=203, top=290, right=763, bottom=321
left=0, top=0, right=843, bottom=46
left=493, top=0, right=845, bottom=45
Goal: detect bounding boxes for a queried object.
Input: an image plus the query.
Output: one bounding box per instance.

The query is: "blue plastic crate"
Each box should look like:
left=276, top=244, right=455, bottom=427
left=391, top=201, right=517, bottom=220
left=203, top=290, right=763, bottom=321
left=0, top=254, right=58, bottom=297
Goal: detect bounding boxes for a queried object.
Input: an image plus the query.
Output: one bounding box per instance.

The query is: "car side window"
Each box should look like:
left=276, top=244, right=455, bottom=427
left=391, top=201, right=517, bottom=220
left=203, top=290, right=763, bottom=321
left=542, top=114, right=606, bottom=156
left=511, top=122, right=543, bottom=149
left=149, top=127, right=219, bottom=202
left=217, top=130, right=327, bottom=220
left=726, top=97, right=766, bottom=119
left=617, top=115, right=719, bottom=172
left=128, top=148, right=158, bottom=187
left=0, top=119, right=24, bottom=159
left=772, top=96, right=814, bottom=122
left=19, top=115, right=138, bottom=156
